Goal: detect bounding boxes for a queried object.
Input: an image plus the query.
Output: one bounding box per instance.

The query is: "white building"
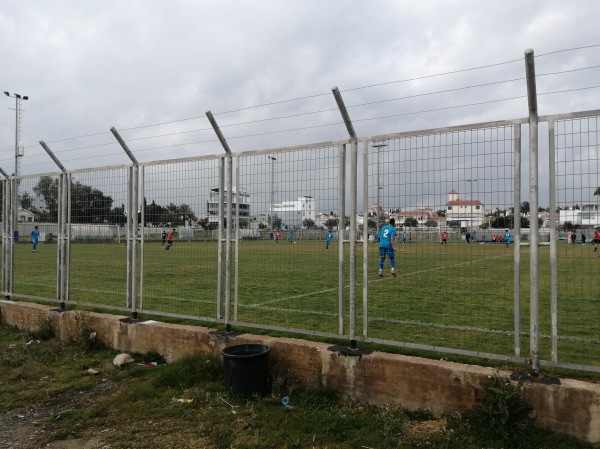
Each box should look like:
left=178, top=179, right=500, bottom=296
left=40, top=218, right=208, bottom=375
left=18, top=208, right=36, bottom=223
left=559, top=204, right=600, bottom=227
left=273, top=195, right=316, bottom=228
left=444, top=189, right=485, bottom=228
left=206, top=187, right=250, bottom=228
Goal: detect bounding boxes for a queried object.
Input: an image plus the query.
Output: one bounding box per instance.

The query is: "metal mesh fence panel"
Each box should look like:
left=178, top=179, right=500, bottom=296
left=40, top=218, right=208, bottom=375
left=235, top=146, right=343, bottom=334
left=68, top=167, right=129, bottom=308
left=139, top=158, right=221, bottom=319
left=554, top=115, right=600, bottom=368
left=12, top=174, right=59, bottom=300
left=364, top=126, right=517, bottom=356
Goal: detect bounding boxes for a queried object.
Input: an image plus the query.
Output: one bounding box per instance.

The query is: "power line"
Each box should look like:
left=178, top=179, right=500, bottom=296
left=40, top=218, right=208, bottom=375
left=353, top=95, right=527, bottom=123
left=537, top=43, right=600, bottom=57
left=20, top=45, right=600, bottom=150
left=346, top=77, right=525, bottom=109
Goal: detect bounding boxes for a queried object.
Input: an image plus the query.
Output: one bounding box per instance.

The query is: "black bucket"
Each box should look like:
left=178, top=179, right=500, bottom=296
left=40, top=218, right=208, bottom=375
left=222, top=344, right=270, bottom=398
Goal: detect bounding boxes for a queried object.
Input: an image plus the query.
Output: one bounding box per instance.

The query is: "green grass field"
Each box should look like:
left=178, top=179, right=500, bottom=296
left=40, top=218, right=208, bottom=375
left=9, top=238, right=600, bottom=369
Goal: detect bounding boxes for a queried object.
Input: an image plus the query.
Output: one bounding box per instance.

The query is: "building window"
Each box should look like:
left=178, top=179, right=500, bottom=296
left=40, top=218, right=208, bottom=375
left=475, top=205, right=480, bottom=210
left=448, top=206, right=453, bottom=210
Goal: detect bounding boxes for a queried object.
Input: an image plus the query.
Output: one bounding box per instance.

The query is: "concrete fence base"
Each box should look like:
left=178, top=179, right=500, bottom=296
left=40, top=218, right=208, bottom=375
left=1, top=300, right=598, bottom=444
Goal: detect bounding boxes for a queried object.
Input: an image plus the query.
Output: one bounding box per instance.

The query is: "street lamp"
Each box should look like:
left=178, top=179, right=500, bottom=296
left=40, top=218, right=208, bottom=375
left=268, top=156, right=276, bottom=229
left=372, top=142, right=388, bottom=238
left=4, top=91, right=29, bottom=240
left=466, top=179, right=477, bottom=228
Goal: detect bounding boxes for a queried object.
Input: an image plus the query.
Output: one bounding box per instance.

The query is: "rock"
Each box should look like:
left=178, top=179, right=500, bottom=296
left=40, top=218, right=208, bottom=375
left=113, top=353, right=133, bottom=366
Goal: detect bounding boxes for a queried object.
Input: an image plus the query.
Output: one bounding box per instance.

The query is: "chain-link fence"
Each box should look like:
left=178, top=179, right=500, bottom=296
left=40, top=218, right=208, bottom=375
left=2, top=58, right=600, bottom=373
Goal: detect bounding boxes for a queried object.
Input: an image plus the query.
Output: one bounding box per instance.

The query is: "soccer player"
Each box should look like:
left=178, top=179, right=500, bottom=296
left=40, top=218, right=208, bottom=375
left=161, top=230, right=167, bottom=245
left=592, top=229, right=600, bottom=251
left=379, top=218, right=397, bottom=277
left=30, top=226, right=40, bottom=252
left=275, top=230, right=280, bottom=244
left=288, top=231, right=293, bottom=244
left=401, top=231, right=407, bottom=246
left=441, top=232, right=447, bottom=245
left=504, top=229, right=511, bottom=248
left=165, top=228, right=176, bottom=250
left=326, top=230, right=333, bottom=249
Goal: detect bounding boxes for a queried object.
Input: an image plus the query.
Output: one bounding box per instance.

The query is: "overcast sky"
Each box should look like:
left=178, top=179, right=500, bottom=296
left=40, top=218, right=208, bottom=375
left=1, top=1, right=600, bottom=213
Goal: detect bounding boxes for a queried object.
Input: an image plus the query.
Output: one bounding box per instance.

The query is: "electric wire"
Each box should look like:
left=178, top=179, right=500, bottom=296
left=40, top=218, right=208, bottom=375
left=13, top=83, right=600, bottom=165
left=15, top=44, right=600, bottom=156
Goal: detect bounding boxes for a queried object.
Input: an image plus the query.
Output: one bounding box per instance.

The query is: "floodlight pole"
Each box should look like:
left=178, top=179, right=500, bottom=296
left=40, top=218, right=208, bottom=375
left=466, top=179, right=477, bottom=228
left=373, top=143, right=388, bottom=238
left=4, top=92, right=28, bottom=243
left=268, top=156, right=276, bottom=229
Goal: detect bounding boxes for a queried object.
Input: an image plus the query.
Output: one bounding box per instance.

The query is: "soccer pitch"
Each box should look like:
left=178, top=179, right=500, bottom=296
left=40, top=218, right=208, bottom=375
left=10, top=239, right=600, bottom=368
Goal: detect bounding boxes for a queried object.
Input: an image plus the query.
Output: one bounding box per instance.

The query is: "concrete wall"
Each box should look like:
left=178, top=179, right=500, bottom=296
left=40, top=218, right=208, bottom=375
left=1, top=300, right=599, bottom=444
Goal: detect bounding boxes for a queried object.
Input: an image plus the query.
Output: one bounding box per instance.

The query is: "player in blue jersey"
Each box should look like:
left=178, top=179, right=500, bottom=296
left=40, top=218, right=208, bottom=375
left=326, top=230, right=333, bottom=249
left=30, top=226, right=40, bottom=252
left=401, top=231, right=407, bottom=246
left=504, top=229, right=511, bottom=248
left=379, top=218, right=397, bottom=277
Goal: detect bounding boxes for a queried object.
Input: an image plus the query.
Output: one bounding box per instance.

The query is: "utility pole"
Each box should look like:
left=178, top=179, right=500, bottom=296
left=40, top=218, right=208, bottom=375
left=373, top=142, right=388, bottom=238
left=466, top=178, right=477, bottom=228
left=4, top=91, right=29, bottom=241
left=268, top=156, right=276, bottom=229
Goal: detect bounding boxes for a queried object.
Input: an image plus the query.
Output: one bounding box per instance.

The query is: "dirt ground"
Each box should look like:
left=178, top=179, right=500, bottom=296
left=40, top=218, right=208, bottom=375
left=0, top=381, right=115, bottom=449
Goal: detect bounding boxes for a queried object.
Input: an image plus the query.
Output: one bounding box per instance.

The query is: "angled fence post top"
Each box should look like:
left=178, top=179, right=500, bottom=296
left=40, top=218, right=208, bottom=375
left=331, top=86, right=357, bottom=140
left=39, top=141, right=67, bottom=173
left=110, top=127, right=139, bottom=165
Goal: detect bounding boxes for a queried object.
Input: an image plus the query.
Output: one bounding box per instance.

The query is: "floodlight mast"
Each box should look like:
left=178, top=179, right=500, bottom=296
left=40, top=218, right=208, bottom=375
left=4, top=91, right=29, bottom=242
left=3, top=92, right=28, bottom=179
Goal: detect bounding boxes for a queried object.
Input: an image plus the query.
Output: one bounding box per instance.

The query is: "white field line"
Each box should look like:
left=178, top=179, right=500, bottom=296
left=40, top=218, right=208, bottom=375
left=253, top=252, right=511, bottom=307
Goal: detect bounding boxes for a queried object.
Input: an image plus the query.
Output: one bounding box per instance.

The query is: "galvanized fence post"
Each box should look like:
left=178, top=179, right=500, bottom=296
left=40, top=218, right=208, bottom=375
left=362, top=141, right=369, bottom=337
left=1, top=169, right=12, bottom=297
left=206, top=111, right=234, bottom=331
left=512, top=126, right=522, bottom=358
left=111, top=128, right=140, bottom=317
left=338, top=143, right=346, bottom=335
left=525, top=48, right=540, bottom=375
left=548, top=118, right=558, bottom=363
left=39, top=141, right=69, bottom=306
left=332, top=86, right=358, bottom=347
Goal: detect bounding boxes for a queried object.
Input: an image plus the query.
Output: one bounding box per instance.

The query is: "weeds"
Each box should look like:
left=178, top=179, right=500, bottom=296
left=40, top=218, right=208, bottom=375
left=22, top=312, right=53, bottom=341
left=0, top=324, right=596, bottom=449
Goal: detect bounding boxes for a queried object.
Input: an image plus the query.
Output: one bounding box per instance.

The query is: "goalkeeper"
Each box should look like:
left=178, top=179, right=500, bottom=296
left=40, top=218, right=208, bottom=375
left=379, top=218, right=397, bottom=277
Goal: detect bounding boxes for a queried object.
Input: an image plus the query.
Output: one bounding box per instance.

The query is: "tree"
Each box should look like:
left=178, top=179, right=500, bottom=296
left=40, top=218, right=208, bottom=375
left=436, top=209, right=446, bottom=217
left=404, top=217, right=418, bottom=227
left=33, top=177, right=60, bottom=221
left=491, top=216, right=511, bottom=228
left=34, top=176, right=114, bottom=224
left=303, top=218, right=315, bottom=229
left=424, top=220, right=438, bottom=227
left=70, top=181, right=114, bottom=223
left=325, top=218, right=338, bottom=229
left=20, top=192, right=32, bottom=210
left=521, top=201, right=530, bottom=214
left=272, top=216, right=282, bottom=229
left=144, top=199, right=166, bottom=225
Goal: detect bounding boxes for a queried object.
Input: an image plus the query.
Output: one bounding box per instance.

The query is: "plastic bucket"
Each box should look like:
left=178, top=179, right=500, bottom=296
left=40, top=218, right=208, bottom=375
left=222, top=344, right=270, bottom=398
